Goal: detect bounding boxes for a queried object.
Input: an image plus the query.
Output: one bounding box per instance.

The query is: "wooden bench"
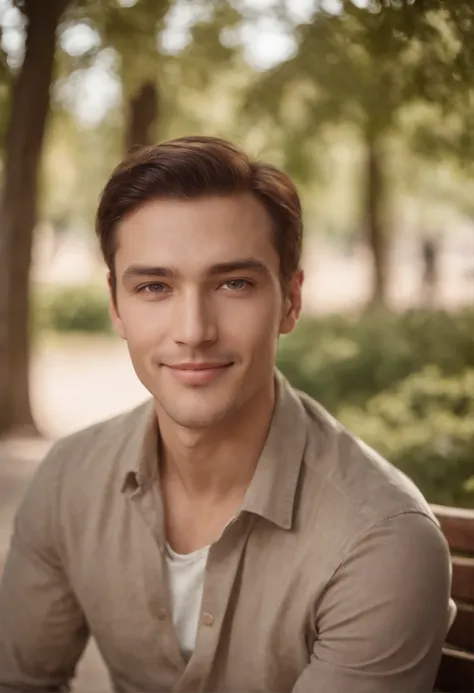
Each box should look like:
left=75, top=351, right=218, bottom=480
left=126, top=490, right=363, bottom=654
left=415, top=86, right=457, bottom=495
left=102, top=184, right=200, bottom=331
left=432, top=505, right=474, bottom=693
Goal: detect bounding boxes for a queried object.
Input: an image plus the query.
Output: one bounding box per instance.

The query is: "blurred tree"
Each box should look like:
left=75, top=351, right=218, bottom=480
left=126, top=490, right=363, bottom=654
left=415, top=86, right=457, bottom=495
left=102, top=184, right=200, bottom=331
left=95, top=0, right=170, bottom=151
left=0, top=22, right=12, bottom=149
left=56, top=0, right=244, bottom=148
left=54, top=0, right=167, bottom=151
left=0, top=0, right=246, bottom=435
left=244, top=0, right=473, bottom=306
left=0, top=0, right=72, bottom=436
left=125, top=79, right=158, bottom=150
left=117, top=0, right=243, bottom=150
left=398, top=1, right=474, bottom=170
left=157, top=1, right=245, bottom=143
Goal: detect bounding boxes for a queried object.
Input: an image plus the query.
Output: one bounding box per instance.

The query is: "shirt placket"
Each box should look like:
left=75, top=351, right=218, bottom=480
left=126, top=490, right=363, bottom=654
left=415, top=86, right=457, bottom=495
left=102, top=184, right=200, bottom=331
left=129, top=485, right=187, bottom=681
left=174, top=514, right=255, bottom=693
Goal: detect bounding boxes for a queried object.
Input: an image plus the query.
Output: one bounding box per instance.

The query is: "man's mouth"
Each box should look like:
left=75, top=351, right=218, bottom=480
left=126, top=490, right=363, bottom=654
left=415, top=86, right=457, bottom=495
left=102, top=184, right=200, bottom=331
left=164, top=362, right=233, bottom=385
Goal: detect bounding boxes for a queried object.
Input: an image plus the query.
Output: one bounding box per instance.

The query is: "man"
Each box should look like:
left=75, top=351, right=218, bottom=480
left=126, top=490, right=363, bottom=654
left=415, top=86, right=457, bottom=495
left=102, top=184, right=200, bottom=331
left=0, top=136, right=454, bottom=692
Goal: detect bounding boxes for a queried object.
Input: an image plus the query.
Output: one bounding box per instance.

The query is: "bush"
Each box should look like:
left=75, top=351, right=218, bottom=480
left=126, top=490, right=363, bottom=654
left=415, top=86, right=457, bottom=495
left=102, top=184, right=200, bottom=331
left=277, top=309, right=474, bottom=508
left=338, top=368, right=474, bottom=508
left=34, top=285, right=112, bottom=334
left=277, top=309, right=474, bottom=413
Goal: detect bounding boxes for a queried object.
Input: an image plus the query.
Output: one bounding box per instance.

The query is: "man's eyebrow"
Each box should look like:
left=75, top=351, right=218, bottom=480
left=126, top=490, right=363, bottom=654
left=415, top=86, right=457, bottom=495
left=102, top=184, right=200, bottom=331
left=121, top=265, right=176, bottom=281
left=206, top=258, right=272, bottom=277
left=121, top=258, right=272, bottom=281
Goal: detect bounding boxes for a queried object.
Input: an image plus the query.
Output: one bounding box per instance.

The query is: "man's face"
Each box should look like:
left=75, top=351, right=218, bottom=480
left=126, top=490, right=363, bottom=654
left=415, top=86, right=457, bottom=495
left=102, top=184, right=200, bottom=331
left=110, top=193, right=303, bottom=429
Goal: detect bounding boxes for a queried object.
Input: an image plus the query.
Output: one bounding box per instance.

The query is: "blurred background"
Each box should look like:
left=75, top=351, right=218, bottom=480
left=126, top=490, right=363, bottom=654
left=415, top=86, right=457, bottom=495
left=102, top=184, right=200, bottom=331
left=0, top=0, right=473, bottom=685
left=1, top=0, right=473, bottom=498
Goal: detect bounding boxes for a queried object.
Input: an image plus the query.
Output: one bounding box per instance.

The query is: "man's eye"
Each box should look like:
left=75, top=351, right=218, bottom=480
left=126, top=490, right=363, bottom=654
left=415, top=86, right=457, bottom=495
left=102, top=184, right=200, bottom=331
left=137, top=283, right=169, bottom=294
left=222, top=279, right=251, bottom=291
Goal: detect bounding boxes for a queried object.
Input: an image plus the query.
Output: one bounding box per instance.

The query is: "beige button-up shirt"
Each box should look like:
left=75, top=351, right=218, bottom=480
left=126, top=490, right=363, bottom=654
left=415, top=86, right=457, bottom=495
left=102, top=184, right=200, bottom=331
left=0, top=371, right=454, bottom=692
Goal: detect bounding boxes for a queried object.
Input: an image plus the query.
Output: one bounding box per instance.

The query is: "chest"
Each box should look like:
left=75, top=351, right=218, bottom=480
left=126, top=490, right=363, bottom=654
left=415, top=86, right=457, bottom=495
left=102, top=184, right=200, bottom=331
left=64, top=492, right=320, bottom=692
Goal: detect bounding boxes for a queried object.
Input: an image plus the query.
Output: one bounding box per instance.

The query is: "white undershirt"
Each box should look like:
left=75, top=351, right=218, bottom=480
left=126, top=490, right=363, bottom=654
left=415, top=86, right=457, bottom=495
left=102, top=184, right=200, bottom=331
left=164, top=542, right=210, bottom=661
left=164, top=513, right=239, bottom=660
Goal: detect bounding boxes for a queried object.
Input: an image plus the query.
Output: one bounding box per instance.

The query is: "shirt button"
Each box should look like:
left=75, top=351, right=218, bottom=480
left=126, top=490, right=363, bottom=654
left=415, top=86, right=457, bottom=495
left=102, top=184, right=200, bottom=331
left=157, top=608, right=167, bottom=621
left=202, top=612, right=214, bottom=627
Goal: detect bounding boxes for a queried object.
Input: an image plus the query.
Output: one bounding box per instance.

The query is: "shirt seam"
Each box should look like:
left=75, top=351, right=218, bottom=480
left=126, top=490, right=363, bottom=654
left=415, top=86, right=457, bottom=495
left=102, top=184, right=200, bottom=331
left=320, top=510, right=446, bottom=603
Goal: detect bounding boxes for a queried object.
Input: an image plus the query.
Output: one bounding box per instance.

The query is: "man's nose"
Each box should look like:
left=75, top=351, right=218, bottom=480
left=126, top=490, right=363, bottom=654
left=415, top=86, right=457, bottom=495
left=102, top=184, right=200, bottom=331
left=172, top=289, right=218, bottom=348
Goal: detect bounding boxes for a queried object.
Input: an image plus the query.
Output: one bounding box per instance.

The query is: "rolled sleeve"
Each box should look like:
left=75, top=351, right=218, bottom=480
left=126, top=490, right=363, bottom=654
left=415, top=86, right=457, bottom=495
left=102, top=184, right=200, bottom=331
left=293, top=512, right=453, bottom=693
left=0, top=443, right=89, bottom=691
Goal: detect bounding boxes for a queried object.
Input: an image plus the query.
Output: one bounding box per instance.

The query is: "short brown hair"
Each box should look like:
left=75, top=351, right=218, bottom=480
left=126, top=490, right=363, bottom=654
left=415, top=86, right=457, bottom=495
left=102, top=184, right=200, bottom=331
left=96, top=135, right=303, bottom=296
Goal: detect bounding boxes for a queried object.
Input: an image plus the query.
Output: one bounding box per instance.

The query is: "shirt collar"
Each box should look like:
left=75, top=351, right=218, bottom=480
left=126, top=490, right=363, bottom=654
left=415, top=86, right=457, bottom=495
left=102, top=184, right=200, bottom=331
left=120, top=369, right=308, bottom=531
left=119, top=399, right=159, bottom=494
left=241, top=369, right=308, bottom=530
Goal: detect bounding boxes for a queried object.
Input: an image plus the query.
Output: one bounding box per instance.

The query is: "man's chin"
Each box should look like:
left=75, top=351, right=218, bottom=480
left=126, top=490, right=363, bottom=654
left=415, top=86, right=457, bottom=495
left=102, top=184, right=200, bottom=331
left=156, top=393, right=235, bottom=430
left=167, top=410, right=230, bottom=430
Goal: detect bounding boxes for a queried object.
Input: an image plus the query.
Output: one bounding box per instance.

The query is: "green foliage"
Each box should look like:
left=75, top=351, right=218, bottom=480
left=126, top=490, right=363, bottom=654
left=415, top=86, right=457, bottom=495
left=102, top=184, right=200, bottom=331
left=243, top=1, right=474, bottom=180
left=277, top=309, right=474, bottom=507
left=244, top=3, right=418, bottom=177
left=46, top=0, right=248, bottom=226
left=339, top=367, right=474, bottom=508
left=35, top=285, right=112, bottom=334
left=277, top=309, right=474, bottom=410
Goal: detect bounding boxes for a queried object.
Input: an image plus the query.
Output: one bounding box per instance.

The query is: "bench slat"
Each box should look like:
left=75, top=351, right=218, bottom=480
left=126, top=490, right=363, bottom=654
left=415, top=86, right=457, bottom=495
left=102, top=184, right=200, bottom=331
left=446, top=602, right=474, bottom=653
left=431, top=506, right=474, bottom=690
left=434, top=647, right=474, bottom=692
left=452, top=557, right=474, bottom=604
left=433, top=505, right=474, bottom=556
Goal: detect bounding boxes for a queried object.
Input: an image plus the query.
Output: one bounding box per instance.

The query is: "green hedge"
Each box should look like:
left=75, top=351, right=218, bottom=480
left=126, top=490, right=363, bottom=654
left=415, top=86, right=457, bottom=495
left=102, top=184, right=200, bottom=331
left=338, top=367, right=474, bottom=508
left=277, top=310, right=474, bottom=411
left=34, top=285, right=112, bottom=334
left=277, top=310, right=474, bottom=508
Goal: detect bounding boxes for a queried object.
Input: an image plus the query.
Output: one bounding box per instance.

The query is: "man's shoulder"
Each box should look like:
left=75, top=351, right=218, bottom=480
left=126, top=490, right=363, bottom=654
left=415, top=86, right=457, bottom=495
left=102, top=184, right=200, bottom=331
left=295, top=387, right=438, bottom=533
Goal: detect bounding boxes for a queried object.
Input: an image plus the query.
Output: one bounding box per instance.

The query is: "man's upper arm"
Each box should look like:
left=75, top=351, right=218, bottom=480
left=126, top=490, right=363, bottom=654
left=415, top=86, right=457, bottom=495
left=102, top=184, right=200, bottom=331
left=293, top=512, right=453, bottom=693
left=0, top=442, right=89, bottom=691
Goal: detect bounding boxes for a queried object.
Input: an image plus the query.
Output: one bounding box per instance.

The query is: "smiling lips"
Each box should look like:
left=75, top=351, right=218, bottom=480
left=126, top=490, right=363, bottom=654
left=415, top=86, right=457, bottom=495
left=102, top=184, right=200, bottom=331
left=165, top=362, right=233, bottom=385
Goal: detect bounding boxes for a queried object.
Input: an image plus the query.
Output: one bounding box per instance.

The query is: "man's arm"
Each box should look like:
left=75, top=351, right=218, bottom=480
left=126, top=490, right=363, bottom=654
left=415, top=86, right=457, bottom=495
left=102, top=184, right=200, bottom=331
left=0, top=443, right=89, bottom=692
left=293, top=512, right=453, bottom=693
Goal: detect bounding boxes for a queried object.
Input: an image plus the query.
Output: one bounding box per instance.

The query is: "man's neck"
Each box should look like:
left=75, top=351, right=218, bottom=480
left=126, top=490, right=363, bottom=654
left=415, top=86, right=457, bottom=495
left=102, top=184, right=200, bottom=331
left=156, top=381, right=276, bottom=503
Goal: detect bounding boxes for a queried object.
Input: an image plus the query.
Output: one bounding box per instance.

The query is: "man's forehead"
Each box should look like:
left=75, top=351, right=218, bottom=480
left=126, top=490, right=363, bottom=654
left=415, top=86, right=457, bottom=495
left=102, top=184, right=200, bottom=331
left=115, top=195, right=278, bottom=267
left=118, top=192, right=272, bottom=230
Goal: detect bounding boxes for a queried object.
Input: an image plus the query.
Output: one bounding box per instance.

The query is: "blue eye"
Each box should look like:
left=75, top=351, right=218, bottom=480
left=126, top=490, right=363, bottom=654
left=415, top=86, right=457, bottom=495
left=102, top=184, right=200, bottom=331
left=137, top=283, right=169, bottom=294
left=223, top=279, right=250, bottom=291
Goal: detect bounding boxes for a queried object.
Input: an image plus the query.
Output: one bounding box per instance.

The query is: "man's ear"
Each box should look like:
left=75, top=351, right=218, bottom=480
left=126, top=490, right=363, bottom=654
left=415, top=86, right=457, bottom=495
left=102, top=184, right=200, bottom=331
left=107, top=272, right=126, bottom=340
left=279, top=269, right=304, bottom=336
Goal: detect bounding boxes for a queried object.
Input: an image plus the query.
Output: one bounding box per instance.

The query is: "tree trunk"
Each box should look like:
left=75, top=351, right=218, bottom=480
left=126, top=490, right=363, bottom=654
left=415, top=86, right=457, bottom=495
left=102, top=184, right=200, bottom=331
left=365, top=137, right=388, bottom=307
left=125, top=79, right=158, bottom=152
left=0, top=0, right=67, bottom=437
